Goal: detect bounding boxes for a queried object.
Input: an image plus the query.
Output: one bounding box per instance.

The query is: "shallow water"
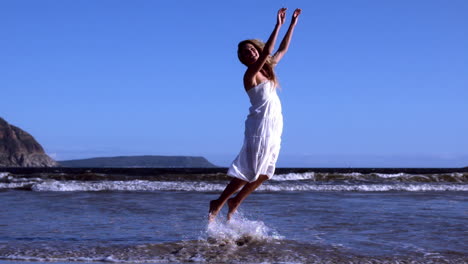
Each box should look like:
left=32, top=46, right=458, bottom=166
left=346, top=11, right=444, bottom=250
left=0, top=171, right=467, bottom=263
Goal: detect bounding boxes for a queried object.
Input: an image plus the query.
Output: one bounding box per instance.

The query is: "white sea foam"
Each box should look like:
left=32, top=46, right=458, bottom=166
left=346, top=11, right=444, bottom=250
left=0, top=182, right=32, bottom=189
left=0, top=172, right=9, bottom=178
left=272, top=172, right=316, bottom=181
left=27, top=180, right=468, bottom=192
left=30, top=180, right=227, bottom=192
left=343, top=172, right=364, bottom=177
left=260, top=183, right=468, bottom=192
left=375, top=173, right=408, bottom=178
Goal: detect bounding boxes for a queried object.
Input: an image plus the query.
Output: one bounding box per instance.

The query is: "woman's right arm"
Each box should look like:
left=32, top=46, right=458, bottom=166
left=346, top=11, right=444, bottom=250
left=244, top=8, right=286, bottom=85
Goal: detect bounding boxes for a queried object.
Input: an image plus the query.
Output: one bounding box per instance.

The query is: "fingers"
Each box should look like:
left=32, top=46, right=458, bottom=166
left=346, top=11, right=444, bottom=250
left=278, top=7, right=287, bottom=16
left=293, top=8, right=302, bottom=17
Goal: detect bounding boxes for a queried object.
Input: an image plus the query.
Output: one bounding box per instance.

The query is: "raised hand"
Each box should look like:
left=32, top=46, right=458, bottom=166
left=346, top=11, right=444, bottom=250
left=277, top=7, right=287, bottom=26
left=291, top=8, right=302, bottom=25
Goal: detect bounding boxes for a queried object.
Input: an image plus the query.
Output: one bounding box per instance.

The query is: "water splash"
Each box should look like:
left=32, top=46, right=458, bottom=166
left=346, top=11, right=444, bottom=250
left=206, top=213, right=283, bottom=246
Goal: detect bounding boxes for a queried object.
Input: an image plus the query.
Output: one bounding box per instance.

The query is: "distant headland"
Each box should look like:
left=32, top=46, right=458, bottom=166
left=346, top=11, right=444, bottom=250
left=58, top=155, right=218, bottom=168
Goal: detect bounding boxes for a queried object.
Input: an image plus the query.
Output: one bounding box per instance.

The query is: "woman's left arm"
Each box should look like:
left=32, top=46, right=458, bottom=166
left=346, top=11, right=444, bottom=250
left=272, top=8, right=302, bottom=65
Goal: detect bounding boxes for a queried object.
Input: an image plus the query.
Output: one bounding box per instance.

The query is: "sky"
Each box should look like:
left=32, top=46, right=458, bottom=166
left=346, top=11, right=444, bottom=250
left=1, top=0, right=467, bottom=167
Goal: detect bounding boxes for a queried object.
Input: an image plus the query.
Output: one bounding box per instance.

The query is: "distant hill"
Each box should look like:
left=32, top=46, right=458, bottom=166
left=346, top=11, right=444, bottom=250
left=58, top=155, right=218, bottom=168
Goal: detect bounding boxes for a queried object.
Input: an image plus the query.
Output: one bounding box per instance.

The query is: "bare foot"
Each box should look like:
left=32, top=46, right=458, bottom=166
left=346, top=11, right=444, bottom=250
left=209, top=199, right=223, bottom=222
left=227, top=198, right=241, bottom=221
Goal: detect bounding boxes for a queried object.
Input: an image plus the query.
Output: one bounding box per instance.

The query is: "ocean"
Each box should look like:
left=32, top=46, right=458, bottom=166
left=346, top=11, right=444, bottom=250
left=0, top=168, right=467, bottom=264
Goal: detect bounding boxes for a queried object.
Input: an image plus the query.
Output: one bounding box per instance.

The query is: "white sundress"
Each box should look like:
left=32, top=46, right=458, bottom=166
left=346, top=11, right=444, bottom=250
left=227, top=80, right=283, bottom=182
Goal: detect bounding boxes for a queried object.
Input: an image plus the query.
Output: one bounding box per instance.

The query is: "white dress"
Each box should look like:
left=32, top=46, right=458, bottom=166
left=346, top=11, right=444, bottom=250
left=227, top=80, right=283, bottom=182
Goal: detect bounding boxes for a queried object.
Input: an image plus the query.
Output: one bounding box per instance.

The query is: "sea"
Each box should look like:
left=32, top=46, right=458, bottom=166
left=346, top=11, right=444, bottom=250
left=0, top=167, right=467, bottom=264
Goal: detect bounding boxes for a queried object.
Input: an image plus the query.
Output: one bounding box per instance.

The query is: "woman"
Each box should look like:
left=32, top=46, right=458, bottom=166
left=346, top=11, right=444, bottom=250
left=209, top=7, right=302, bottom=221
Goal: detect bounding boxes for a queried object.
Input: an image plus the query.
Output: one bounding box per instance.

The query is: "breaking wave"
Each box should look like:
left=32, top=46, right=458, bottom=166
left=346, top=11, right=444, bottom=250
left=0, top=179, right=466, bottom=193
left=0, top=171, right=466, bottom=192
left=273, top=172, right=468, bottom=183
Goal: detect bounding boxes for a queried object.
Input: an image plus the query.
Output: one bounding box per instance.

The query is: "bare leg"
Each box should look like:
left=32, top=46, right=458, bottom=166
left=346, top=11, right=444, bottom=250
left=227, top=175, right=269, bottom=220
left=209, top=178, right=247, bottom=222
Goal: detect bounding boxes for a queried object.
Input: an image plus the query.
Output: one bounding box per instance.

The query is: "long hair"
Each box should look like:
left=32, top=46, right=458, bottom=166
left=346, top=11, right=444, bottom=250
left=238, top=39, right=279, bottom=88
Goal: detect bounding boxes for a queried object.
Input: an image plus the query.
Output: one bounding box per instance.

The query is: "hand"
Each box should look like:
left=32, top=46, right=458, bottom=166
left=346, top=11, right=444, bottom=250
left=277, top=7, right=287, bottom=26
left=291, top=8, right=302, bottom=25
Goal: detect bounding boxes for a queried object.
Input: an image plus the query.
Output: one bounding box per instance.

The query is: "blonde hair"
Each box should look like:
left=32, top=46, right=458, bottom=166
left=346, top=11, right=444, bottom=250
left=238, top=39, right=279, bottom=88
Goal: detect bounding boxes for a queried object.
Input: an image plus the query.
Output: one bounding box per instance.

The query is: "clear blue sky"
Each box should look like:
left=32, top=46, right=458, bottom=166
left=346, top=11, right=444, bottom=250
left=1, top=0, right=467, bottom=167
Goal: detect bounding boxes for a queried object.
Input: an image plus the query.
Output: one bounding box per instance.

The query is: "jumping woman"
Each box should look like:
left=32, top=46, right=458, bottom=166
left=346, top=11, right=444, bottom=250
left=209, top=7, right=302, bottom=222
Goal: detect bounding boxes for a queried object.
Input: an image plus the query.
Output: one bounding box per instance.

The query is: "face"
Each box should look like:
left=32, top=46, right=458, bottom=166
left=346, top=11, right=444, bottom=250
left=238, top=43, right=259, bottom=65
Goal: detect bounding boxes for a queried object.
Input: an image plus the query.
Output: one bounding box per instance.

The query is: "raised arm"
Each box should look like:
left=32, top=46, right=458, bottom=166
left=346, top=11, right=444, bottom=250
left=272, top=8, right=302, bottom=65
left=244, top=8, right=286, bottom=86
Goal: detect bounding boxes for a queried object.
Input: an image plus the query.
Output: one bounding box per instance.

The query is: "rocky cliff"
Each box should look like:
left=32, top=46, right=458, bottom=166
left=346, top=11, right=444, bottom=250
left=0, top=117, right=57, bottom=167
